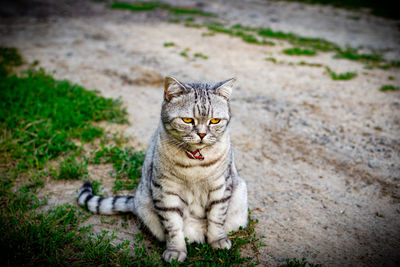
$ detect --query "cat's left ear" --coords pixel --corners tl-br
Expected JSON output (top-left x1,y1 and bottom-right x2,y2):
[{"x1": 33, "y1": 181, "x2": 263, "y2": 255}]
[
  {"x1": 215, "y1": 78, "x2": 236, "y2": 99},
  {"x1": 164, "y1": 76, "x2": 187, "y2": 101}
]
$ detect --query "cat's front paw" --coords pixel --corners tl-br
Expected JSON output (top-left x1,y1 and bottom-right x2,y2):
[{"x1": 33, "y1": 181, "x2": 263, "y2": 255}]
[
  {"x1": 209, "y1": 237, "x2": 232, "y2": 249},
  {"x1": 163, "y1": 249, "x2": 187, "y2": 263}
]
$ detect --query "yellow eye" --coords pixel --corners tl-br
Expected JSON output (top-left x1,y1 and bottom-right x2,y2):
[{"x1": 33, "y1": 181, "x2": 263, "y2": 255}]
[
  {"x1": 210, "y1": 118, "x2": 220, "y2": 124},
  {"x1": 182, "y1": 118, "x2": 193, "y2": 123}
]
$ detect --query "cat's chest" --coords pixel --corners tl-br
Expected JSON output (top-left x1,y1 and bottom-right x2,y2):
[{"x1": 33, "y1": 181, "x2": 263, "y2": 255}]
[{"x1": 183, "y1": 183, "x2": 209, "y2": 219}]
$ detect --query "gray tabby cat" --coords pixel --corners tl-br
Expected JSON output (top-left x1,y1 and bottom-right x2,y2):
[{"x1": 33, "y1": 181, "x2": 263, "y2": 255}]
[{"x1": 77, "y1": 76, "x2": 248, "y2": 263}]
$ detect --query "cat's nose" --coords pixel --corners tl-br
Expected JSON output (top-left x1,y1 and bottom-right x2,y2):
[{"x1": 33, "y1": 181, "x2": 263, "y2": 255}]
[{"x1": 198, "y1": 133, "x2": 206, "y2": 139}]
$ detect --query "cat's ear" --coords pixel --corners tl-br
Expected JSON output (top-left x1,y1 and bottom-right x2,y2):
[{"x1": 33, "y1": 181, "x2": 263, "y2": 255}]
[
  {"x1": 215, "y1": 78, "x2": 236, "y2": 99},
  {"x1": 164, "y1": 76, "x2": 187, "y2": 101}
]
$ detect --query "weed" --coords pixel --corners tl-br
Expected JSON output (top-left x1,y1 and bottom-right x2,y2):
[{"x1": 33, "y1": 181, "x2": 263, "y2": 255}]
[
  {"x1": 56, "y1": 155, "x2": 88, "y2": 180},
  {"x1": 325, "y1": 67, "x2": 357, "y2": 80},
  {"x1": 261, "y1": 40, "x2": 276, "y2": 46},
  {"x1": 279, "y1": 256, "x2": 322, "y2": 267},
  {"x1": 380, "y1": 85, "x2": 400, "y2": 92},
  {"x1": 169, "y1": 7, "x2": 215, "y2": 17},
  {"x1": 231, "y1": 24, "x2": 258, "y2": 32},
  {"x1": 184, "y1": 23, "x2": 203, "y2": 28},
  {"x1": 334, "y1": 48, "x2": 382, "y2": 62},
  {"x1": 298, "y1": 61, "x2": 323, "y2": 67},
  {"x1": 108, "y1": 1, "x2": 215, "y2": 17},
  {"x1": 0, "y1": 65, "x2": 127, "y2": 169},
  {"x1": 91, "y1": 145, "x2": 145, "y2": 192},
  {"x1": 184, "y1": 17, "x2": 195, "y2": 22},
  {"x1": 201, "y1": 32, "x2": 216, "y2": 37},
  {"x1": 109, "y1": 1, "x2": 166, "y2": 12},
  {"x1": 239, "y1": 32, "x2": 260, "y2": 44},
  {"x1": 163, "y1": 42, "x2": 176, "y2": 47},
  {"x1": 0, "y1": 47, "x2": 23, "y2": 76},
  {"x1": 179, "y1": 48, "x2": 190, "y2": 57},
  {"x1": 388, "y1": 76, "x2": 395, "y2": 80},
  {"x1": 90, "y1": 179, "x2": 103, "y2": 196},
  {"x1": 283, "y1": 47, "x2": 317, "y2": 56},
  {"x1": 265, "y1": 57, "x2": 278, "y2": 63},
  {"x1": 207, "y1": 24, "x2": 234, "y2": 35},
  {"x1": 194, "y1": 52, "x2": 209, "y2": 59},
  {"x1": 168, "y1": 18, "x2": 180, "y2": 23}
]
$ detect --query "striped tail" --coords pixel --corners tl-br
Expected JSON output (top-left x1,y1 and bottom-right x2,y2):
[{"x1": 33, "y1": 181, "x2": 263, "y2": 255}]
[{"x1": 77, "y1": 181, "x2": 135, "y2": 215}]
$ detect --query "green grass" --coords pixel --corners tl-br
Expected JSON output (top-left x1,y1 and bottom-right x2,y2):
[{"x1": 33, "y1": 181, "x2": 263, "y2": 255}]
[
  {"x1": 380, "y1": 84, "x2": 400, "y2": 92},
  {"x1": 0, "y1": 47, "x2": 23, "y2": 76},
  {"x1": 326, "y1": 67, "x2": 357, "y2": 80},
  {"x1": 56, "y1": 155, "x2": 88, "y2": 180},
  {"x1": 163, "y1": 42, "x2": 175, "y2": 47},
  {"x1": 283, "y1": 47, "x2": 317, "y2": 56},
  {"x1": 194, "y1": 52, "x2": 209, "y2": 59},
  {"x1": 169, "y1": 7, "x2": 215, "y2": 17},
  {"x1": 333, "y1": 47, "x2": 382, "y2": 62},
  {"x1": 0, "y1": 47, "x2": 128, "y2": 170},
  {"x1": 91, "y1": 145, "x2": 145, "y2": 192},
  {"x1": 0, "y1": 67, "x2": 127, "y2": 170},
  {"x1": 279, "y1": 256, "x2": 322, "y2": 267},
  {"x1": 179, "y1": 48, "x2": 190, "y2": 58},
  {"x1": 109, "y1": 1, "x2": 167, "y2": 12},
  {"x1": 298, "y1": 61, "x2": 323, "y2": 67},
  {"x1": 108, "y1": 1, "x2": 216, "y2": 16},
  {"x1": 265, "y1": 57, "x2": 278, "y2": 63}
]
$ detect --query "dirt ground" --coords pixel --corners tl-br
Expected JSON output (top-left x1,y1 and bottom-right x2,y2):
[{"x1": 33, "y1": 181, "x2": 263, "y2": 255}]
[{"x1": 1, "y1": 0, "x2": 399, "y2": 266}]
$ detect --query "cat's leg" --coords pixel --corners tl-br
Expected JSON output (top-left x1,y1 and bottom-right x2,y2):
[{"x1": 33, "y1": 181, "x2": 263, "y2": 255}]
[
  {"x1": 206, "y1": 176, "x2": 232, "y2": 249},
  {"x1": 134, "y1": 183, "x2": 165, "y2": 242},
  {"x1": 225, "y1": 175, "x2": 248, "y2": 233},
  {"x1": 152, "y1": 179, "x2": 188, "y2": 263}
]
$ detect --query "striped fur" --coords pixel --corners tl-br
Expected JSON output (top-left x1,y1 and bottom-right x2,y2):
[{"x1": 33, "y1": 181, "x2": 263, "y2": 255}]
[{"x1": 77, "y1": 77, "x2": 248, "y2": 263}]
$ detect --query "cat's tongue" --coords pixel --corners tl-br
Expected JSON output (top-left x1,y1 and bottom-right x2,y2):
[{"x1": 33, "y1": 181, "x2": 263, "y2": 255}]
[{"x1": 185, "y1": 149, "x2": 204, "y2": 160}]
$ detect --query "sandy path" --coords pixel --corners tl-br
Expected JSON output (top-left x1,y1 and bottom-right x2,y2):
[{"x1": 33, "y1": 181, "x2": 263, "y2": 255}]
[{"x1": 1, "y1": 0, "x2": 399, "y2": 266}]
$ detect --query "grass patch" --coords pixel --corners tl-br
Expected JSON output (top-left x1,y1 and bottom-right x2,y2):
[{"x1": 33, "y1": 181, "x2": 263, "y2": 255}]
[
  {"x1": 169, "y1": 7, "x2": 215, "y2": 17},
  {"x1": 108, "y1": 1, "x2": 216, "y2": 17},
  {"x1": 91, "y1": 145, "x2": 145, "y2": 192},
  {"x1": 56, "y1": 155, "x2": 88, "y2": 180},
  {"x1": 265, "y1": 57, "x2": 278, "y2": 63},
  {"x1": 283, "y1": 47, "x2": 317, "y2": 56},
  {"x1": 179, "y1": 48, "x2": 190, "y2": 58},
  {"x1": 298, "y1": 61, "x2": 323, "y2": 67},
  {"x1": 380, "y1": 85, "x2": 400, "y2": 92},
  {"x1": 326, "y1": 67, "x2": 357, "y2": 80},
  {"x1": 163, "y1": 42, "x2": 175, "y2": 47},
  {"x1": 194, "y1": 52, "x2": 209, "y2": 59},
  {"x1": 0, "y1": 47, "x2": 23, "y2": 76},
  {"x1": 168, "y1": 18, "x2": 180, "y2": 23},
  {"x1": 0, "y1": 67, "x2": 127, "y2": 170},
  {"x1": 279, "y1": 256, "x2": 322, "y2": 267},
  {"x1": 184, "y1": 23, "x2": 203, "y2": 28},
  {"x1": 109, "y1": 1, "x2": 167, "y2": 12},
  {"x1": 334, "y1": 47, "x2": 382, "y2": 62}
]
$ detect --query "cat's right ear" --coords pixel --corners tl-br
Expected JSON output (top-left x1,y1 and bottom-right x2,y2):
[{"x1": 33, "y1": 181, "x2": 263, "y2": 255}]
[{"x1": 164, "y1": 76, "x2": 187, "y2": 101}]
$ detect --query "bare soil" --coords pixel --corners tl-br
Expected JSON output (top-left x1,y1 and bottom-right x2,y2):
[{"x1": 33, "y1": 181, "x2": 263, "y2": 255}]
[{"x1": 1, "y1": 0, "x2": 399, "y2": 266}]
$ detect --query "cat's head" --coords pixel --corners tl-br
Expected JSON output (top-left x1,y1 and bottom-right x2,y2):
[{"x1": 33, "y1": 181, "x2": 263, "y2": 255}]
[{"x1": 161, "y1": 76, "x2": 235, "y2": 150}]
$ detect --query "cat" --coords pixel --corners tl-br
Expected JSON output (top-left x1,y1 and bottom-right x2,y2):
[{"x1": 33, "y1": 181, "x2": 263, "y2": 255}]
[{"x1": 77, "y1": 76, "x2": 248, "y2": 263}]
